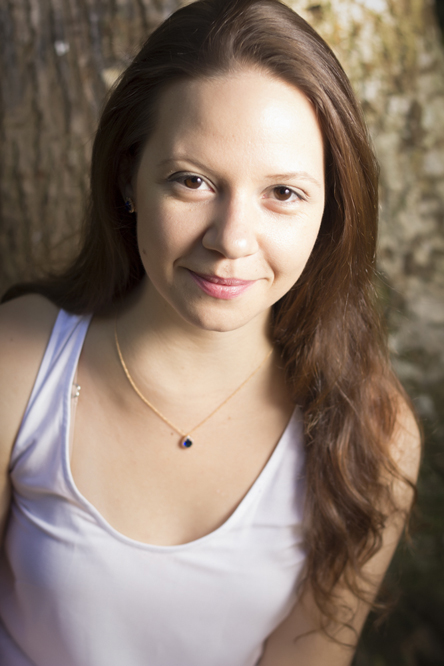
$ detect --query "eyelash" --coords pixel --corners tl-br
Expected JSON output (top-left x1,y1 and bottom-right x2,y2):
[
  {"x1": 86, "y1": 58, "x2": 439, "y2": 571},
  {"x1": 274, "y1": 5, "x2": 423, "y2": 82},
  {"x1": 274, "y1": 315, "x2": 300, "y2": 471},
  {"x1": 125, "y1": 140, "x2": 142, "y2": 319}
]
[
  {"x1": 167, "y1": 172, "x2": 305, "y2": 203},
  {"x1": 269, "y1": 186, "x2": 305, "y2": 203},
  {"x1": 167, "y1": 172, "x2": 213, "y2": 191}
]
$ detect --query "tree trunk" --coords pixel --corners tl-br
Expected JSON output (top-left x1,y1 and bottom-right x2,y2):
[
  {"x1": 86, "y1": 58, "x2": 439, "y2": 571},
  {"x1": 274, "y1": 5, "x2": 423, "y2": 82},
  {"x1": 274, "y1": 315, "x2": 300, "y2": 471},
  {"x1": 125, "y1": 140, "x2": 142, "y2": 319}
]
[
  {"x1": 0, "y1": 0, "x2": 178, "y2": 285},
  {"x1": 1, "y1": 0, "x2": 443, "y2": 663}
]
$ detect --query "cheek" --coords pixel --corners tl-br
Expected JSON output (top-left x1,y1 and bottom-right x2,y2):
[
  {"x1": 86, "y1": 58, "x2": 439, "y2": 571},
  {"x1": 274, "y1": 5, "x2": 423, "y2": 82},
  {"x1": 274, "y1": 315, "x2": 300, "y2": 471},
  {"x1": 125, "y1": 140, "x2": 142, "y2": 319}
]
[
  {"x1": 268, "y1": 216, "x2": 322, "y2": 283},
  {"x1": 136, "y1": 201, "x2": 180, "y2": 259}
]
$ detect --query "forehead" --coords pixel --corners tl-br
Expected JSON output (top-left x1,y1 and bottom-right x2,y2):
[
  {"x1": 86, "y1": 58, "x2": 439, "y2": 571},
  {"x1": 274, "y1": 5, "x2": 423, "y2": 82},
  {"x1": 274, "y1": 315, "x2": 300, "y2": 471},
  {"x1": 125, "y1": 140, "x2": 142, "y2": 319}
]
[{"x1": 140, "y1": 68, "x2": 324, "y2": 182}]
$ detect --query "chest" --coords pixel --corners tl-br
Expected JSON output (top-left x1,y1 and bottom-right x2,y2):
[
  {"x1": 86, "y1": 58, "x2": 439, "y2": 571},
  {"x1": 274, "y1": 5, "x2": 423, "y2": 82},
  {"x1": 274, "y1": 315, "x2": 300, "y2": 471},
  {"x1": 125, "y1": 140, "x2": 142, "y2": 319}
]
[
  {"x1": 70, "y1": 378, "x2": 294, "y2": 547},
  {"x1": 6, "y1": 401, "x2": 305, "y2": 666}
]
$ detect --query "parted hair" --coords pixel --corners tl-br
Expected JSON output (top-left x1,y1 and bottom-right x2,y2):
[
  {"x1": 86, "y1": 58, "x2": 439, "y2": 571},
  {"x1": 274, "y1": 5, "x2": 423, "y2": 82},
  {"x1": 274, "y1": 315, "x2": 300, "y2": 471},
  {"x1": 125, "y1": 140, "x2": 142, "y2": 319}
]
[{"x1": 3, "y1": 0, "x2": 413, "y2": 632}]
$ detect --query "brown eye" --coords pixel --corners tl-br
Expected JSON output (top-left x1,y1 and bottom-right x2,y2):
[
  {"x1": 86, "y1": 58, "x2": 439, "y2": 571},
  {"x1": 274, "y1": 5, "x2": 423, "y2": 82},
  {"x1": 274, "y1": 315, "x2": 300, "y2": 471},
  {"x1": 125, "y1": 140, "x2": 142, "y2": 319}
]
[
  {"x1": 184, "y1": 176, "x2": 203, "y2": 189},
  {"x1": 274, "y1": 186, "x2": 293, "y2": 201}
]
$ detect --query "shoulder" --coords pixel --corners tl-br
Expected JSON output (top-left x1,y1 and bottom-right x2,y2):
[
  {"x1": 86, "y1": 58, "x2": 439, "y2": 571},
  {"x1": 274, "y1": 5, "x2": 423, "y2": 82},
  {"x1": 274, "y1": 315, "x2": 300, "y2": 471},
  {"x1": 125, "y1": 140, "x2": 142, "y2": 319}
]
[
  {"x1": 0, "y1": 295, "x2": 59, "y2": 541},
  {"x1": 386, "y1": 390, "x2": 422, "y2": 512},
  {"x1": 0, "y1": 294, "x2": 59, "y2": 453},
  {"x1": 0, "y1": 293, "x2": 59, "y2": 360}
]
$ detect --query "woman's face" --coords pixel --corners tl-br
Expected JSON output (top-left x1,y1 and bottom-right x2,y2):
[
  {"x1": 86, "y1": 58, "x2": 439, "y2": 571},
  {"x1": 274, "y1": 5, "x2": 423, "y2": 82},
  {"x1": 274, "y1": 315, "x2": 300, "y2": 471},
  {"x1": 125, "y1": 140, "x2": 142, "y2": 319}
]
[{"x1": 129, "y1": 68, "x2": 325, "y2": 333}]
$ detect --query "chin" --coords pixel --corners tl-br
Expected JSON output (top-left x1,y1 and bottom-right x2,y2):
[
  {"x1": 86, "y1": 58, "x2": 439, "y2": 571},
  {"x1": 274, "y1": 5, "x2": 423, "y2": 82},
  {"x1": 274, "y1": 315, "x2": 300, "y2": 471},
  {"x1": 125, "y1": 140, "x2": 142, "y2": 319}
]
[{"x1": 177, "y1": 301, "x2": 268, "y2": 334}]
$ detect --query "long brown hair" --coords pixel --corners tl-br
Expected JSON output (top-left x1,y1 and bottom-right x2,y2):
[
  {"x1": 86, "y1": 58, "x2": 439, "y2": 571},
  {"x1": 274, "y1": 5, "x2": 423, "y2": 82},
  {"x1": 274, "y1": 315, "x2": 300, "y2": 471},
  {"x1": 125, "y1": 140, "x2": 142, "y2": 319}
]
[{"x1": 3, "y1": 0, "x2": 413, "y2": 631}]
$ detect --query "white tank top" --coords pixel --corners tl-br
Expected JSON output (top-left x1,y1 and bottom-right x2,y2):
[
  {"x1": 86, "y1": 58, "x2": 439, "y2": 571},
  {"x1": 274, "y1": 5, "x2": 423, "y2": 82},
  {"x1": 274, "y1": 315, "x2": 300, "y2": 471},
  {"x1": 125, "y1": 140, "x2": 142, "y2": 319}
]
[{"x1": 0, "y1": 310, "x2": 306, "y2": 666}]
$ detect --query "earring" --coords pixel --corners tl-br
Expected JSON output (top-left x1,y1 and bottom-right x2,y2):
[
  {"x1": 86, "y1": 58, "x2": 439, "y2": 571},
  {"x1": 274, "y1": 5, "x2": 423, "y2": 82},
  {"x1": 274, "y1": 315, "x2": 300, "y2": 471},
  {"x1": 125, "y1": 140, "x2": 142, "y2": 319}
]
[{"x1": 124, "y1": 197, "x2": 136, "y2": 214}]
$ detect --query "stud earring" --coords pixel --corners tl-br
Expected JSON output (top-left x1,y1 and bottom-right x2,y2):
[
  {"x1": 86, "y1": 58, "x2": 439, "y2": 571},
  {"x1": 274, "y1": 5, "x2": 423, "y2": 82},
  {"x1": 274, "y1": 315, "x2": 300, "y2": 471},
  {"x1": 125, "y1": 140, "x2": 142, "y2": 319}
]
[{"x1": 124, "y1": 197, "x2": 136, "y2": 214}]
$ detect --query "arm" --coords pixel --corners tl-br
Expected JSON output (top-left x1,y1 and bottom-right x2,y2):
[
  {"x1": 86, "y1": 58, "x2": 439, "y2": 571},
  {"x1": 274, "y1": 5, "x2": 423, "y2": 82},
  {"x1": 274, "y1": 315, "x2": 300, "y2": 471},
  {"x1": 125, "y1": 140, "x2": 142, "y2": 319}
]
[
  {"x1": 0, "y1": 295, "x2": 58, "y2": 548},
  {"x1": 258, "y1": 399, "x2": 421, "y2": 666}
]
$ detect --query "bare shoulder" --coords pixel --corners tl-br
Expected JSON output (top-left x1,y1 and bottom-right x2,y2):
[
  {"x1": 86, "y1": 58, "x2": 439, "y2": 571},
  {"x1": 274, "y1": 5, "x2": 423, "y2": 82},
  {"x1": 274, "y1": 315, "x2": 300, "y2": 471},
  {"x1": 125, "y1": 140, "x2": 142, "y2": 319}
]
[
  {"x1": 0, "y1": 294, "x2": 59, "y2": 453},
  {"x1": 0, "y1": 294, "x2": 58, "y2": 543},
  {"x1": 387, "y1": 389, "x2": 422, "y2": 511}
]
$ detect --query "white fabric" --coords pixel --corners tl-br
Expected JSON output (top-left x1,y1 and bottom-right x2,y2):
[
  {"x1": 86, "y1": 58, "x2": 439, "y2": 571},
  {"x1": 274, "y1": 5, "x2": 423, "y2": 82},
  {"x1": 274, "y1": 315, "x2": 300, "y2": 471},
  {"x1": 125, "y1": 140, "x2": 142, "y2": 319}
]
[{"x1": 0, "y1": 309, "x2": 306, "y2": 666}]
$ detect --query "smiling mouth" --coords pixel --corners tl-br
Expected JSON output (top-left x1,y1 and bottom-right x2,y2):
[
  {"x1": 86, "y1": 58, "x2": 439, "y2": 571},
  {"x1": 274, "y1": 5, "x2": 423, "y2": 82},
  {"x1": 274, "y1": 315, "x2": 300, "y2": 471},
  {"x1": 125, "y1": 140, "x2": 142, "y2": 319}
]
[{"x1": 187, "y1": 270, "x2": 256, "y2": 300}]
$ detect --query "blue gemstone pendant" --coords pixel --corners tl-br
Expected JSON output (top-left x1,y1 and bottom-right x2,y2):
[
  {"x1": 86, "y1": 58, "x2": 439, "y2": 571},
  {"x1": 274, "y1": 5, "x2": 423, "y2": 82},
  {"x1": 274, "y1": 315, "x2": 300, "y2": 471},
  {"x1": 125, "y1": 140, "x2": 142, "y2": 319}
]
[{"x1": 181, "y1": 436, "x2": 193, "y2": 448}]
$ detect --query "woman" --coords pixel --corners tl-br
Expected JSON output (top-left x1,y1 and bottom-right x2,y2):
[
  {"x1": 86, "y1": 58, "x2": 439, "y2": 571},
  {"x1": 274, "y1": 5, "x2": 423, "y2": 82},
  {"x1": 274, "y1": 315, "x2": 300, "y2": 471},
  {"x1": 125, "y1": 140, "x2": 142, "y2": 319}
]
[{"x1": 0, "y1": 0, "x2": 420, "y2": 664}]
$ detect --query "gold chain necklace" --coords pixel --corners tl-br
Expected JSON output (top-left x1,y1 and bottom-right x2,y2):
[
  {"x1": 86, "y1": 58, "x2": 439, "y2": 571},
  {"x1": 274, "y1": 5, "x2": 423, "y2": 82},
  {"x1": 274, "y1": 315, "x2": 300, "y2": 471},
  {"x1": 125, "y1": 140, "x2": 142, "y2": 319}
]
[{"x1": 114, "y1": 321, "x2": 273, "y2": 449}]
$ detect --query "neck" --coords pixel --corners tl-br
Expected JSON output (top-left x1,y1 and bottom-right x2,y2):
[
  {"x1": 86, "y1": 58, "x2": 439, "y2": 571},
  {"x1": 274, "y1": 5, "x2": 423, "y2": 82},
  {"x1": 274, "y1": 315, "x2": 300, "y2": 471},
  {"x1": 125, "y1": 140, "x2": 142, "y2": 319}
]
[{"x1": 115, "y1": 280, "x2": 274, "y2": 394}]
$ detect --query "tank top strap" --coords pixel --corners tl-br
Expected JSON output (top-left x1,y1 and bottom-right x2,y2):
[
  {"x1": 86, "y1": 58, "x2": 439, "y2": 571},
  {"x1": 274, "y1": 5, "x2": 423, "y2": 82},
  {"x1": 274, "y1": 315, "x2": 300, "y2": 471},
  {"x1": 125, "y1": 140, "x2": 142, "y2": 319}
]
[{"x1": 10, "y1": 309, "x2": 92, "y2": 468}]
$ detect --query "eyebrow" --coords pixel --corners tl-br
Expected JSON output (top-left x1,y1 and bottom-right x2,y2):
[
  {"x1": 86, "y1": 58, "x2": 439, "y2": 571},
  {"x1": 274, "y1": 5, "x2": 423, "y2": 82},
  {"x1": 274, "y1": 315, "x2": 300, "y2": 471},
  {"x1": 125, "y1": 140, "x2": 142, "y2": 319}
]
[
  {"x1": 157, "y1": 157, "x2": 210, "y2": 171},
  {"x1": 266, "y1": 172, "x2": 323, "y2": 189},
  {"x1": 157, "y1": 158, "x2": 322, "y2": 190}
]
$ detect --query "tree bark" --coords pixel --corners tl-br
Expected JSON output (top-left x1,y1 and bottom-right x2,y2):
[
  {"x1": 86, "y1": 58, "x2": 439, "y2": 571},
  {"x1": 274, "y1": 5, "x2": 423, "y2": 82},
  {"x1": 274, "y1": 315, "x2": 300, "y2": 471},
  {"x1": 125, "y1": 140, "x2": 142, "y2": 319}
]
[{"x1": 0, "y1": 0, "x2": 178, "y2": 285}]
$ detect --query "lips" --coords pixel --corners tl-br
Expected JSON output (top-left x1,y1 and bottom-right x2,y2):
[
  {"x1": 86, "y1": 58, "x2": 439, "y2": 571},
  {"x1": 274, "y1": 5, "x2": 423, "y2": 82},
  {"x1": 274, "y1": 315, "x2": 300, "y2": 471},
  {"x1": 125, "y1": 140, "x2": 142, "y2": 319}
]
[{"x1": 188, "y1": 270, "x2": 256, "y2": 300}]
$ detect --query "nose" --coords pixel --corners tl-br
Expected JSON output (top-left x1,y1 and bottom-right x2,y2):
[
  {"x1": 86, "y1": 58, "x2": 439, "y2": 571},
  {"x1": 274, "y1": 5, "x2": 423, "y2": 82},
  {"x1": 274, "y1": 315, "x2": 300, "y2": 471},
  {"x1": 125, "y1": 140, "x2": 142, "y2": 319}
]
[{"x1": 202, "y1": 193, "x2": 259, "y2": 259}]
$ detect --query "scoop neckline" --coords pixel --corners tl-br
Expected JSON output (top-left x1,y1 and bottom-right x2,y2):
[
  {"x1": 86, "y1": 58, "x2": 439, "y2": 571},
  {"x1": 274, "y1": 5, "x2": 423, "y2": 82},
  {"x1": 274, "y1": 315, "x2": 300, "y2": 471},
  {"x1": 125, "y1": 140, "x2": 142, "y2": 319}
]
[{"x1": 59, "y1": 309, "x2": 300, "y2": 553}]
